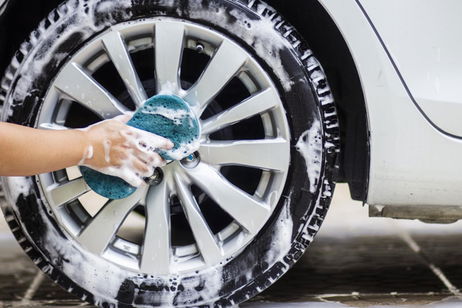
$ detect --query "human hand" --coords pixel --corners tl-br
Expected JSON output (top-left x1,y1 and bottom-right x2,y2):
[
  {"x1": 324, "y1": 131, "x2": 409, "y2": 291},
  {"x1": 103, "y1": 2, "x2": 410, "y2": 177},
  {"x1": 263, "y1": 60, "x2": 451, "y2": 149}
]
[{"x1": 79, "y1": 114, "x2": 174, "y2": 187}]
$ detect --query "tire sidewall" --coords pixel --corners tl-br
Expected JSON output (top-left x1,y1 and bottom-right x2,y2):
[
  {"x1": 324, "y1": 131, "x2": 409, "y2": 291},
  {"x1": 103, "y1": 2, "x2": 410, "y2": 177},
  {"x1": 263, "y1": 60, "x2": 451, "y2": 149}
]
[{"x1": 1, "y1": 0, "x2": 337, "y2": 307}]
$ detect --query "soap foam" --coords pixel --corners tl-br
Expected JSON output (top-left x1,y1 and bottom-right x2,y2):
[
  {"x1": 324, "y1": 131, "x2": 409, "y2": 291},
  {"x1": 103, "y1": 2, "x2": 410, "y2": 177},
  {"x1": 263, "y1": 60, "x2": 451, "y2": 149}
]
[{"x1": 296, "y1": 120, "x2": 323, "y2": 194}]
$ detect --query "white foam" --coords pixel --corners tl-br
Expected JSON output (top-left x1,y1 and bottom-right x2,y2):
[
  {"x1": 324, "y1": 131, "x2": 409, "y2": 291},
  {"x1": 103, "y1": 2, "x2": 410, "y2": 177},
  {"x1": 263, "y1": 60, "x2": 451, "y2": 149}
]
[
  {"x1": 141, "y1": 105, "x2": 190, "y2": 125},
  {"x1": 4, "y1": 177, "x2": 31, "y2": 202},
  {"x1": 265, "y1": 196, "x2": 293, "y2": 268},
  {"x1": 157, "y1": 80, "x2": 178, "y2": 96},
  {"x1": 103, "y1": 139, "x2": 111, "y2": 163},
  {"x1": 182, "y1": 3, "x2": 295, "y2": 92},
  {"x1": 40, "y1": 208, "x2": 129, "y2": 306},
  {"x1": 163, "y1": 267, "x2": 224, "y2": 307},
  {"x1": 78, "y1": 145, "x2": 94, "y2": 166},
  {"x1": 9, "y1": 0, "x2": 133, "y2": 107},
  {"x1": 296, "y1": 120, "x2": 323, "y2": 194}
]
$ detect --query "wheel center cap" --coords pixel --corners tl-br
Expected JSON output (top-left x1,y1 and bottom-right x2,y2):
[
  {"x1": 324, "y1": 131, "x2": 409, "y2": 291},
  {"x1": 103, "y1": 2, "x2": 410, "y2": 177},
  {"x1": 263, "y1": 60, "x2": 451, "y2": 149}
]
[{"x1": 80, "y1": 95, "x2": 201, "y2": 200}]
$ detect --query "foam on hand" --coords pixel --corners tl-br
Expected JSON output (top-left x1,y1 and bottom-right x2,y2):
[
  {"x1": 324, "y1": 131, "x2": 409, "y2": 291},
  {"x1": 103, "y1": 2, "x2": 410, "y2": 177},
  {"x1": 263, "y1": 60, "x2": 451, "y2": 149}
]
[{"x1": 80, "y1": 95, "x2": 201, "y2": 200}]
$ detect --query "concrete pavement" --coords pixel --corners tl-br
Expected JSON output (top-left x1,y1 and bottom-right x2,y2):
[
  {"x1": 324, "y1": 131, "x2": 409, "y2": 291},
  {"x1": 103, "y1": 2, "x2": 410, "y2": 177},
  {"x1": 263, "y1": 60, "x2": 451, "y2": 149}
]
[{"x1": 2, "y1": 185, "x2": 462, "y2": 307}]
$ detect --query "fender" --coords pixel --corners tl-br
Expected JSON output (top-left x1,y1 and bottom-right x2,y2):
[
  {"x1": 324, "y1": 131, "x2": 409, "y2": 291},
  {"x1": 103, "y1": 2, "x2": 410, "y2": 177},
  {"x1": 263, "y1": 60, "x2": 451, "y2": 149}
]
[
  {"x1": 359, "y1": 0, "x2": 462, "y2": 138},
  {"x1": 320, "y1": 0, "x2": 462, "y2": 208}
]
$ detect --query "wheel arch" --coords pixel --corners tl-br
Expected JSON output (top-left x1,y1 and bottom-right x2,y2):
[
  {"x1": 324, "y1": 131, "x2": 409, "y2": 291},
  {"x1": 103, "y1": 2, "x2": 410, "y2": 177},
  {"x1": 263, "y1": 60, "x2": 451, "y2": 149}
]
[{"x1": 265, "y1": 0, "x2": 370, "y2": 201}]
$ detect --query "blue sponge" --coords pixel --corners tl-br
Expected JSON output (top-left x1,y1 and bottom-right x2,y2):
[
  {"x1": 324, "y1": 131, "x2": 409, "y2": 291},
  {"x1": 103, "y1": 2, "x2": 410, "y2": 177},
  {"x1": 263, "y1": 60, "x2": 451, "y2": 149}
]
[{"x1": 80, "y1": 95, "x2": 201, "y2": 200}]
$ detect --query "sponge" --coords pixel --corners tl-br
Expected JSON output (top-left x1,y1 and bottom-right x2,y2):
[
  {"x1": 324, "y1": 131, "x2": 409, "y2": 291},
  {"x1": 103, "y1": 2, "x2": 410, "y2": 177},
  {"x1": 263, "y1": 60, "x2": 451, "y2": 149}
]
[{"x1": 80, "y1": 95, "x2": 201, "y2": 200}]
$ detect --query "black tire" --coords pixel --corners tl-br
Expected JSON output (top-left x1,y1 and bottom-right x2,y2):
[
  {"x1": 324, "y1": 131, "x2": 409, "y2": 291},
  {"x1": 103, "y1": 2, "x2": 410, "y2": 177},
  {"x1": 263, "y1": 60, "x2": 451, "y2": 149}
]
[{"x1": 0, "y1": 0, "x2": 340, "y2": 307}]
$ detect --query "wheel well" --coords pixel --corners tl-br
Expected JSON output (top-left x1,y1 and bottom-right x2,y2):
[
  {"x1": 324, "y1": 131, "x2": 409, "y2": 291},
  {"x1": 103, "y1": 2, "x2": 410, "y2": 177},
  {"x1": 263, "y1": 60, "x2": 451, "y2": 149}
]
[
  {"x1": 0, "y1": 0, "x2": 370, "y2": 202},
  {"x1": 266, "y1": 0, "x2": 370, "y2": 202},
  {"x1": 0, "y1": 0, "x2": 63, "y2": 82}
]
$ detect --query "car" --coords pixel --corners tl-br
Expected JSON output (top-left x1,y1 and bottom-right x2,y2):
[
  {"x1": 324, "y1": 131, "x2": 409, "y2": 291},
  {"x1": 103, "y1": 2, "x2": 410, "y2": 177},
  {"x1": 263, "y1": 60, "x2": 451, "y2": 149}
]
[{"x1": 1, "y1": 0, "x2": 461, "y2": 307}]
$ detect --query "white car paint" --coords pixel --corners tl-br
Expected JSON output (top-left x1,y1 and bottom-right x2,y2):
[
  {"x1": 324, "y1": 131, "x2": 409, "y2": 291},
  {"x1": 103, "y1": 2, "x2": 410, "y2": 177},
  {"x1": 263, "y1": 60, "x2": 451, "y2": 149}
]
[
  {"x1": 319, "y1": 0, "x2": 462, "y2": 207},
  {"x1": 359, "y1": 0, "x2": 462, "y2": 138}
]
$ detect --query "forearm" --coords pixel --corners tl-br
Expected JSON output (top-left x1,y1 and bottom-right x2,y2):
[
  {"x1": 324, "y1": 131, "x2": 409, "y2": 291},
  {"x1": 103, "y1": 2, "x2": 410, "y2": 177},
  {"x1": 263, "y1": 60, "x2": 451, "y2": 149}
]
[{"x1": 0, "y1": 122, "x2": 87, "y2": 176}]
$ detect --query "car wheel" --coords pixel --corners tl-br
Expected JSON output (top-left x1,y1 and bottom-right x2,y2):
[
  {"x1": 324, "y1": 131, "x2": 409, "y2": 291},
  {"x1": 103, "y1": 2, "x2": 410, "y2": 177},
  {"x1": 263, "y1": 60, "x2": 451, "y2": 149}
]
[{"x1": 0, "y1": 0, "x2": 339, "y2": 307}]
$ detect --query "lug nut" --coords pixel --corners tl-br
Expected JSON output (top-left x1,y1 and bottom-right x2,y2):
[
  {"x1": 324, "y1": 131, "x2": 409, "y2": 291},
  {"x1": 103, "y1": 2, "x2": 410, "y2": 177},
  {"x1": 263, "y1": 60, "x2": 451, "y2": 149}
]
[
  {"x1": 144, "y1": 168, "x2": 164, "y2": 186},
  {"x1": 181, "y1": 152, "x2": 200, "y2": 168},
  {"x1": 196, "y1": 43, "x2": 205, "y2": 53}
]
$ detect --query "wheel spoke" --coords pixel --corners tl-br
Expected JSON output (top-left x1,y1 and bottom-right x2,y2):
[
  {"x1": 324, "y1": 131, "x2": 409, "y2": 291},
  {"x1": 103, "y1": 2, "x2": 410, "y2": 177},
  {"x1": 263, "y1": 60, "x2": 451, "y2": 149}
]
[
  {"x1": 54, "y1": 62, "x2": 126, "y2": 119},
  {"x1": 155, "y1": 22, "x2": 185, "y2": 94},
  {"x1": 77, "y1": 189, "x2": 145, "y2": 255},
  {"x1": 184, "y1": 164, "x2": 270, "y2": 234},
  {"x1": 48, "y1": 178, "x2": 89, "y2": 207},
  {"x1": 174, "y1": 173, "x2": 223, "y2": 265},
  {"x1": 140, "y1": 181, "x2": 171, "y2": 274},
  {"x1": 185, "y1": 40, "x2": 248, "y2": 115},
  {"x1": 201, "y1": 88, "x2": 280, "y2": 136},
  {"x1": 102, "y1": 31, "x2": 148, "y2": 106},
  {"x1": 200, "y1": 138, "x2": 290, "y2": 171}
]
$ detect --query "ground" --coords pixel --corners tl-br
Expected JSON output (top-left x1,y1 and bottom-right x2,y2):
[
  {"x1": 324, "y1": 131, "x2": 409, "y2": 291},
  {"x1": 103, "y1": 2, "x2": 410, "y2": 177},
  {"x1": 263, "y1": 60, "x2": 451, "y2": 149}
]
[{"x1": 1, "y1": 185, "x2": 462, "y2": 307}]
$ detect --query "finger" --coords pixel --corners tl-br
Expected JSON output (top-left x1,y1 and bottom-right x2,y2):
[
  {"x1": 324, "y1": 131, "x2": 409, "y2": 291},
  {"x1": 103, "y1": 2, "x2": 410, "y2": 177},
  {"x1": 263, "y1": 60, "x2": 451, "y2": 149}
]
[
  {"x1": 111, "y1": 149, "x2": 130, "y2": 167},
  {"x1": 125, "y1": 126, "x2": 174, "y2": 150},
  {"x1": 135, "y1": 149, "x2": 164, "y2": 166},
  {"x1": 123, "y1": 128, "x2": 148, "y2": 150},
  {"x1": 113, "y1": 114, "x2": 132, "y2": 123},
  {"x1": 120, "y1": 129, "x2": 138, "y2": 148},
  {"x1": 132, "y1": 157, "x2": 153, "y2": 177},
  {"x1": 135, "y1": 129, "x2": 174, "y2": 150},
  {"x1": 122, "y1": 172, "x2": 144, "y2": 187}
]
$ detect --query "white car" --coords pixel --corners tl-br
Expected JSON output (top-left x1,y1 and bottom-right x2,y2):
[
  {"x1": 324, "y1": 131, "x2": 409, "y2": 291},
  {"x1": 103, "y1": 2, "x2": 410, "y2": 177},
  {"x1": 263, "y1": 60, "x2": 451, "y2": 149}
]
[{"x1": 1, "y1": 0, "x2": 461, "y2": 307}]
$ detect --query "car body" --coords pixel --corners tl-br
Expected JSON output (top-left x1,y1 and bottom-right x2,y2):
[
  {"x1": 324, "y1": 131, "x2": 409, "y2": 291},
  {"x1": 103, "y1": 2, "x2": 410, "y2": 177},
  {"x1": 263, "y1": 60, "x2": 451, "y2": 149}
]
[
  {"x1": 320, "y1": 0, "x2": 462, "y2": 222},
  {"x1": 0, "y1": 0, "x2": 461, "y2": 306}
]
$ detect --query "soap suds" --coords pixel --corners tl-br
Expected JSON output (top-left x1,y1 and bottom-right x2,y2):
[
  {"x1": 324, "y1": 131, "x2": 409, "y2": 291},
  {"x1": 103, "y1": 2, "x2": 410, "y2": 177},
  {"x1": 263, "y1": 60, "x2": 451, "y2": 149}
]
[
  {"x1": 265, "y1": 195, "x2": 293, "y2": 267},
  {"x1": 142, "y1": 105, "x2": 190, "y2": 126},
  {"x1": 179, "y1": 2, "x2": 295, "y2": 92},
  {"x1": 39, "y1": 208, "x2": 128, "y2": 306},
  {"x1": 4, "y1": 177, "x2": 31, "y2": 202},
  {"x1": 296, "y1": 120, "x2": 323, "y2": 194},
  {"x1": 163, "y1": 267, "x2": 224, "y2": 306},
  {"x1": 78, "y1": 145, "x2": 94, "y2": 166},
  {"x1": 157, "y1": 80, "x2": 179, "y2": 96},
  {"x1": 3, "y1": 174, "x2": 226, "y2": 307},
  {"x1": 9, "y1": 0, "x2": 133, "y2": 108},
  {"x1": 103, "y1": 139, "x2": 111, "y2": 163}
]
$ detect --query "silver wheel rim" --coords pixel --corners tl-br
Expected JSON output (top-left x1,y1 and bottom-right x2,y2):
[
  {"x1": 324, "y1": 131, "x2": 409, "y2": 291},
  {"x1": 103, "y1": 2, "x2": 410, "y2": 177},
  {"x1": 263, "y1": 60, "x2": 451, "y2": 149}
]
[{"x1": 35, "y1": 18, "x2": 291, "y2": 275}]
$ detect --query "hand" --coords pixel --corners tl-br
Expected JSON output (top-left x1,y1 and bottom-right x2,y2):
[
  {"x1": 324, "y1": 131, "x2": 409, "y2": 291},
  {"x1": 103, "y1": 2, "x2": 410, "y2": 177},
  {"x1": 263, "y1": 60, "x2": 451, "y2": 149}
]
[{"x1": 79, "y1": 114, "x2": 174, "y2": 187}]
